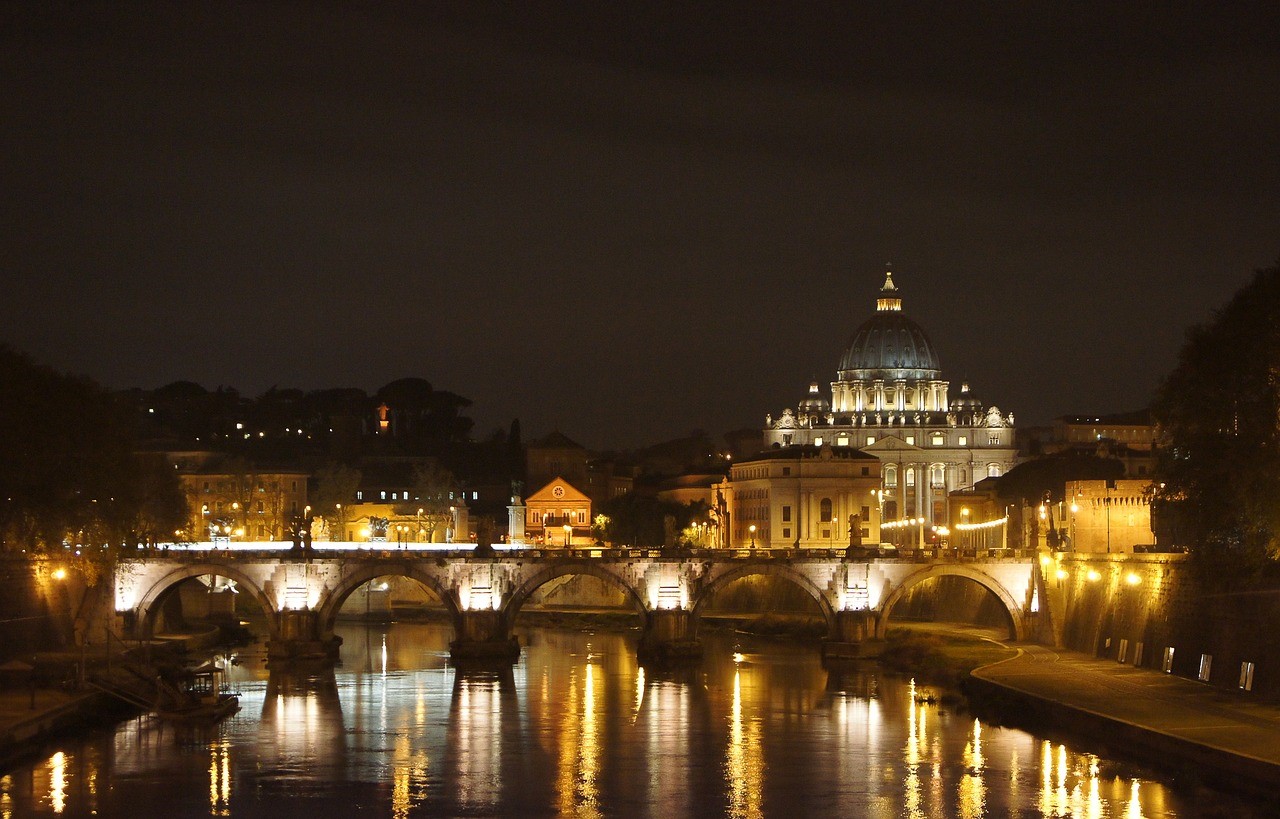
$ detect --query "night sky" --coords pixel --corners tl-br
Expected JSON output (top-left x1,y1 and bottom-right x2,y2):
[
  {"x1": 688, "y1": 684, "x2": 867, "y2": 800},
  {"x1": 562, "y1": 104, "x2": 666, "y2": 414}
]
[{"x1": 3, "y1": 3, "x2": 1277, "y2": 449}]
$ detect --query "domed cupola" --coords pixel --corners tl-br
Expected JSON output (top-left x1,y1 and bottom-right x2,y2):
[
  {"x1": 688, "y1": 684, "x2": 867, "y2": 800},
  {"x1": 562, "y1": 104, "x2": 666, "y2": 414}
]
[
  {"x1": 837, "y1": 270, "x2": 942, "y2": 381},
  {"x1": 797, "y1": 381, "x2": 830, "y2": 414},
  {"x1": 949, "y1": 381, "x2": 983, "y2": 412}
]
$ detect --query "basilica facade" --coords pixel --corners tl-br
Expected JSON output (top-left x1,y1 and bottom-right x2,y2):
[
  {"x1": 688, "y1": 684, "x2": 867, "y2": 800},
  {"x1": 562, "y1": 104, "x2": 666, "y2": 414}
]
[{"x1": 762, "y1": 271, "x2": 1018, "y2": 528}]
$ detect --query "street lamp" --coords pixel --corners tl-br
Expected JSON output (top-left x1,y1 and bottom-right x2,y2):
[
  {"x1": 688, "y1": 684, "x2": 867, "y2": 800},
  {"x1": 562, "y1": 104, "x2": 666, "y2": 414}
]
[
  {"x1": 563, "y1": 522, "x2": 573, "y2": 548},
  {"x1": 748, "y1": 524, "x2": 757, "y2": 548}
]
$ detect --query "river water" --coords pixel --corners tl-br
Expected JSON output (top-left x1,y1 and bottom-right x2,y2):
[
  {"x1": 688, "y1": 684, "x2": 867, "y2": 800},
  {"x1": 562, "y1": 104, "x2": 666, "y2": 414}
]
[{"x1": 0, "y1": 621, "x2": 1270, "y2": 817}]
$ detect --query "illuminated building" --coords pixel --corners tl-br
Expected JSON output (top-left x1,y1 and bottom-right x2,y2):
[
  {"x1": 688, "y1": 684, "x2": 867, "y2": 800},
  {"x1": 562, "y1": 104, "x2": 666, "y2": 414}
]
[
  {"x1": 719, "y1": 445, "x2": 882, "y2": 548},
  {"x1": 525, "y1": 477, "x2": 592, "y2": 546},
  {"x1": 762, "y1": 270, "x2": 1018, "y2": 527}
]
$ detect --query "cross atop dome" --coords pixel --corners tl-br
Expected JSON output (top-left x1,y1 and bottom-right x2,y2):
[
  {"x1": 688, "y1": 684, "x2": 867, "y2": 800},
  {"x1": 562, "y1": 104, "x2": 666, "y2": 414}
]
[{"x1": 876, "y1": 266, "x2": 902, "y2": 312}]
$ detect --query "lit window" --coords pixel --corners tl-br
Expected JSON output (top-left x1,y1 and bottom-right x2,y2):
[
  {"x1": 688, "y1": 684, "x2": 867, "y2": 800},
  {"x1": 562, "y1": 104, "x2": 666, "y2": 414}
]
[
  {"x1": 866, "y1": 436, "x2": 876, "y2": 446},
  {"x1": 957, "y1": 436, "x2": 967, "y2": 446},
  {"x1": 931, "y1": 434, "x2": 945, "y2": 446},
  {"x1": 814, "y1": 436, "x2": 823, "y2": 447},
  {"x1": 1198, "y1": 654, "x2": 1213, "y2": 682},
  {"x1": 380, "y1": 491, "x2": 386, "y2": 500},
  {"x1": 837, "y1": 435, "x2": 849, "y2": 446},
  {"x1": 905, "y1": 436, "x2": 915, "y2": 445},
  {"x1": 356, "y1": 491, "x2": 363, "y2": 500},
  {"x1": 1240, "y1": 661, "x2": 1255, "y2": 691}
]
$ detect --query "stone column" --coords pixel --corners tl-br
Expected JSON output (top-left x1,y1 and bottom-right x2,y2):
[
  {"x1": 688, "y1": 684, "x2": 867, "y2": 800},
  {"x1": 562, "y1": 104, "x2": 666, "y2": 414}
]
[
  {"x1": 267, "y1": 609, "x2": 342, "y2": 662},
  {"x1": 451, "y1": 609, "x2": 520, "y2": 663},
  {"x1": 451, "y1": 504, "x2": 470, "y2": 544},
  {"x1": 508, "y1": 499, "x2": 526, "y2": 544},
  {"x1": 637, "y1": 609, "x2": 701, "y2": 663},
  {"x1": 822, "y1": 610, "x2": 884, "y2": 660}
]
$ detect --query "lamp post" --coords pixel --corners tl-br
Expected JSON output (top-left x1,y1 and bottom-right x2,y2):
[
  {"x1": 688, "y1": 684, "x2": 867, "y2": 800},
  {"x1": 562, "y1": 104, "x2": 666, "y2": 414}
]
[
  {"x1": 417, "y1": 508, "x2": 424, "y2": 542},
  {"x1": 748, "y1": 524, "x2": 757, "y2": 548},
  {"x1": 563, "y1": 522, "x2": 573, "y2": 548}
]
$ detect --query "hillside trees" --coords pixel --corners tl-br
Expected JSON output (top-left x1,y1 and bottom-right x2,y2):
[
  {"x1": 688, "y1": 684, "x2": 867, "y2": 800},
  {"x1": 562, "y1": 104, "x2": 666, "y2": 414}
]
[
  {"x1": 1152, "y1": 261, "x2": 1280, "y2": 581},
  {"x1": 0, "y1": 345, "x2": 186, "y2": 577}
]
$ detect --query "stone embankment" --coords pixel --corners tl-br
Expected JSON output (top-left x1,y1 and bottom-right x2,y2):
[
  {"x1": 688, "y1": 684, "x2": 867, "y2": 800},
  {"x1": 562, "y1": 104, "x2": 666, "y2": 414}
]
[{"x1": 970, "y1": 642, "x2": 1280, "y2": 797}]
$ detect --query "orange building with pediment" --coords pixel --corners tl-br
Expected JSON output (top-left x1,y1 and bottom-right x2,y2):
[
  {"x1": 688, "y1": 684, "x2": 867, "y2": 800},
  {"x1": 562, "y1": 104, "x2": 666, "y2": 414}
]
[{"x1": 525, "y1": 477, "x2": 592, "y2": 547}]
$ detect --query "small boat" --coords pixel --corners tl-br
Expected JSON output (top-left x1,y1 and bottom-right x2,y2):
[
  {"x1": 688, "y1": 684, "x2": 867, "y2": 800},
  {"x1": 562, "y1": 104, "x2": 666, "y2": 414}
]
[{"x1": 154, "y1": 662, "x2": 239, "y2": 721}]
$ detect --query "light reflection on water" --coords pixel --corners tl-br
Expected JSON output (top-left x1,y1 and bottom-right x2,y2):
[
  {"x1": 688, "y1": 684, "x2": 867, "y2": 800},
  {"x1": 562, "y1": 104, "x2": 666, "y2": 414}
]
[{"x1": 0, "y1": 622, "x2": 1272, "y2": 817}]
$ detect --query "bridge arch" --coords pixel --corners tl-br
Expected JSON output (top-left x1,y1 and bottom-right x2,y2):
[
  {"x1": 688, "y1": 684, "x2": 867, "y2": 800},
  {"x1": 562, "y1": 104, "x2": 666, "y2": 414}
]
[
  {"x1": 316, "y1": 562, "x2": 461, "y2": 639},
  {"x1": 502, "y1": 561, "x2": 649, "y2": 631},
  {"x1": 691, "y1": 563, "x2": 837, "y2": 633},
  {"x1": 134, "y1": 563, "x2": 277, "y2": 640},
  {"x1": 876, "y1": 564, "x2": 1024, "y2": 640}
]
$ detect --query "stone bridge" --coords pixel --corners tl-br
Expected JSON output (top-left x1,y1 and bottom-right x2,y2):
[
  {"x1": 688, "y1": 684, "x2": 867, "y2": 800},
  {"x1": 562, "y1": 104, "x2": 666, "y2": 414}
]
[{"x1": 112, "y1": 544, "x2": 1044, "y2": 663}]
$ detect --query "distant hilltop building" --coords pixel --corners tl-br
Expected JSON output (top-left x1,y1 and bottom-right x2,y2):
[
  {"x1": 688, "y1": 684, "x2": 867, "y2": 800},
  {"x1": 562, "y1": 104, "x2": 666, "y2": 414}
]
[{"x1": 762, "y1": 269, "x2": 1018, "y2": 527}]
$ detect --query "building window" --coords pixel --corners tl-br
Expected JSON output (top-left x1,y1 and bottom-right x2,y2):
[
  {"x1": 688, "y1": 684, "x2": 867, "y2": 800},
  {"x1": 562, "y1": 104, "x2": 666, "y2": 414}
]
[
  {"x1": 931, "y1": 434, "x2": 945, "y2": 446},
  {"x1": 837, "y1": 435, "x2": 849, "y2": 446},
  {"x1": 782, "y1": 467, "x2": 791, "y2": 476},
  {"x1": 957, "y1": 436, "x2": 967, "y2": 446},
  {"x1": 861, "y1": 466, "x2": 869, "y2": 476},
  {"x1": 380, "y1": 491, "x2": 387, "y2": 500},
  {"x1": 905, "y1": 436, "x2": 915, "y2": 445},
  {"x1": 987, "y1": 464, "x2": 1002, "y2": 478},
  {"x1": 905, "y1": 468, "x2": 915, "y2": 487},
  {"x1": 782, "y1": 528, "x2": 790, "y2": 538},
  {"x1": 1162, "y1": 647, "x2": 1175, "y2": 673},
  {"x1": 1198, "y1": 654, "x2": 1213, "y2": 682},
  {"x1": 866, "y1": 436, "x2": 876, "y2": 446},
  {"x1": 820, "y1": 498, "x2": 832, "y2": 522},
  {"x1": 989, "y1": 435, "x2": 1001, "y2": 445},
  {"x1": 256, "y1": 501, "x2": 264, "y2": 513},
  {"x1": 814, "y1": 436, "x2": 823, "y2": 447},
  {"x1": 782, "y1": 506, "x2": 791, "y2": 522},
  {"x1": 1240, "y1": 661, "x2": 1255, "y2": 691},
  {"x1": 861, "y1": 505, "x2": 870, "y2": 521},
  {"x1": 885, "y1": 465, "x2": 897, "y2": 487},
  {"x1": 357, "y1": 491, "x2": 363, "y2": 500}
]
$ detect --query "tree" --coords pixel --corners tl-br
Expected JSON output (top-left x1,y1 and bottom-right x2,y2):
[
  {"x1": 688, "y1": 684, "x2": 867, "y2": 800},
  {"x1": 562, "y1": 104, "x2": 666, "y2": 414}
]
[
  {"x1": 0, "y1": 344, "x2": 189, "y2": 584},
  {"x1": 312, "y1": 463, "x2": 361, "y2": 539},
  {"x1": 1152, "y1": 261, "x2": 1280, "y2": 582},
  {"x1": 596, "y1": 494, "x2": 703, "y2": 548},
  {"x1": 396, "y1": 461, "x2": 456, "y2": 542}
]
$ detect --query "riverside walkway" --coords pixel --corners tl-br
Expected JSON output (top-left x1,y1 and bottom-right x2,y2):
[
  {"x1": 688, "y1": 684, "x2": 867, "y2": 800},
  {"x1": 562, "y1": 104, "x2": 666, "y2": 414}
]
[{"x1": 972, "y1": 642, "x2": 1280, "y2": 791}]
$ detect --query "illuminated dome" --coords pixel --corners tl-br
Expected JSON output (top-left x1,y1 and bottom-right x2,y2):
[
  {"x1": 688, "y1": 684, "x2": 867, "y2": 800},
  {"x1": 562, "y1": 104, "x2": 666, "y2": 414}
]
[
  {"x1": 797, "y1": 381, "x2": 830, "y2": 414},
  {"x1": 949, "y1": 381, "x2": 983, "y2": 412},
  {"x1": 837, "y1": 271, "x2": 942, "y2": 381}
]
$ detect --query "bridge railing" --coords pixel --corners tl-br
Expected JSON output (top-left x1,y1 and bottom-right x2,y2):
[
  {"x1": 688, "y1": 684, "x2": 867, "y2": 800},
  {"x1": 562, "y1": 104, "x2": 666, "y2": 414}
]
[{"x1": 126, "y1": 542, "x2": 1039, "y2": 562}]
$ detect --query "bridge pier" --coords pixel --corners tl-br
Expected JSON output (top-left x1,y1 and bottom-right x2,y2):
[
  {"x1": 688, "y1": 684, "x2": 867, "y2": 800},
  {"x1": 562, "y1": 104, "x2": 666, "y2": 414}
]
[
  {"x1": 822, "y1": 610, "x2": 885, "y2": 661},
  {"x1": 450, "y1": 610, "x2": 520, "y2": 663},
  {"x1": 267, "y1": 610, "x2": 342, "y2": 663},
  {"x1": 638, "y1": 609, "x2": 702, "y2": 664}
]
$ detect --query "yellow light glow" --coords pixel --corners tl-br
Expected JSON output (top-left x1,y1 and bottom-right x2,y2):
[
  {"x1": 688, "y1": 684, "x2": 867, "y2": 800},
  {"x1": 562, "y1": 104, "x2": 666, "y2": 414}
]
[
  {"x1": 51, "y1": 568, "x2": 67, "y2": 581},
  {"x1": 1086, "y1": 570, "x2": 1101, "y2": 582},
  {"x1": 1125, "y1": 572, "x2": 1141, "y2": 586},
  {"x1": 1056, "y1": 569, "x2": 1069, "y2": 580}
]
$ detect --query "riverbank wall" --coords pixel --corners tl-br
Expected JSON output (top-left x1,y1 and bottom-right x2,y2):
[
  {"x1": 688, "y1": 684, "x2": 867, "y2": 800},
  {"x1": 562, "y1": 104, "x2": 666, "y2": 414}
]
[
  {"x1": 966, "y1": 667, "x2": 1280, "y2": 797},
  {"x1": 1042, "y1": 552, "x2": 1280, "y2": 697}
]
